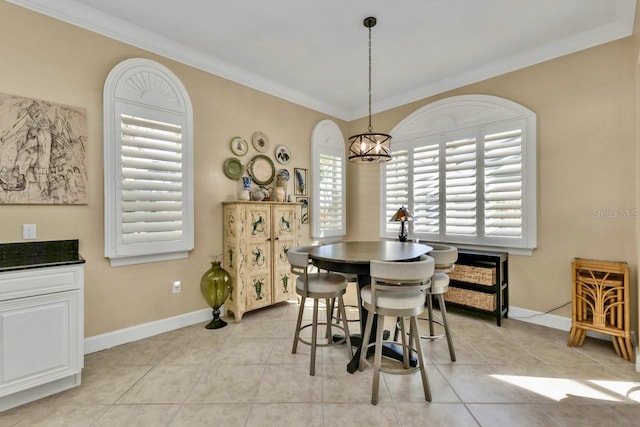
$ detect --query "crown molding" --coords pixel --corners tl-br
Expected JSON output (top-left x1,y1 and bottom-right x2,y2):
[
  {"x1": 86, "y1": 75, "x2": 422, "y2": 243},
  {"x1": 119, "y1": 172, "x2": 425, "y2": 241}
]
[
  {"x1": 8, "y1": 0, "x2": 635, "y2": 122},
  {"x1": 7, "y1": 0, "x2": 350, "y2": 119}
]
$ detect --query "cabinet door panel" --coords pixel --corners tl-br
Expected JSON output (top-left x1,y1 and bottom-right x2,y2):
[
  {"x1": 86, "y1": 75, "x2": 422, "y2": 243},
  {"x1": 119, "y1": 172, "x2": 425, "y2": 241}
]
[
  {"x1": 273, "y1": 270, "x2": 296, "y2": 303},
  {"x1": 246, "y1": 271, "x2": 272, "y2": 311},
  {"x1": 272, "y1": 206, "x2": 296, "y2": 242},
  {"x1": 247, "y1": 206, "x2": 271, "y2": 244},
  {"x1": 247, "y1": 242, "x2": 270, "y2": 273},
  {"x1": 0, "y1": 291, "x2": 80, "y2": 394}
]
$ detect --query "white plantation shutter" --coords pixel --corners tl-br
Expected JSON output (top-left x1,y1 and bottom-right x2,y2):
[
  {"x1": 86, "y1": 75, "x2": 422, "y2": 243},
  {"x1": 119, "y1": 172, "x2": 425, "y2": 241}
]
[
  {"x1": 317, "y1": 153, "x2": 344, "y2": 234},
  {"x1": 104, "y1": 59, "x2": 194, "y2": 266},
  {"x1": 484, "y1": 123, "x2": 523, "y2": 239},
  {"x1": 413, "y1": 143, "x2": 440, "y2": 234},
  {"x1": 120, "y1": 114, "x2": 184, "y2": 244},
  {"x1": 445, "y1": 133, "x2": 477, "y2": 237},
  {"x1": 382, "y1": 150, "x2": 409, "y2": 236},
  {"x1": 312, "y1": 120, "x2": 346, "y2": 239},
  {"x1": 382, "y1": 96, "x2": 536, "y2": 253}
]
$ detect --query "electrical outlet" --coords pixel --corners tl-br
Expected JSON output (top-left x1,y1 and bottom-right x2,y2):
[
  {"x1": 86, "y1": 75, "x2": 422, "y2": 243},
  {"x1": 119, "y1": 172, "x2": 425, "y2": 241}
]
[
  {"x1": 172, "y1": 280, "x2": 181, "y2": 293},
  {"x1": 22, "y1": 224, "x2": 36, "y2": 240}
]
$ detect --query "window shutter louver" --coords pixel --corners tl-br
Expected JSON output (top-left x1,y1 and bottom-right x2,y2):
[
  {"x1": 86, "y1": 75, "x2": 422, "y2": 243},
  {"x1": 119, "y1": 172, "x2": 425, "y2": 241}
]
[{"x1": 120, "y1": 114, "x2": 184, "y2": 245}]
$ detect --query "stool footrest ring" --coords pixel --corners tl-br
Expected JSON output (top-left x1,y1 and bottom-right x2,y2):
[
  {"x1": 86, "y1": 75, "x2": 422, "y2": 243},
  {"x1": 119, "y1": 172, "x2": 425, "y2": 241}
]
[
  {"x1": 296, "y1": 322, "x2": 348, "y2": 348},
  {"x1": 417, "y1": 316, "x2": 446, "y2": 340}
]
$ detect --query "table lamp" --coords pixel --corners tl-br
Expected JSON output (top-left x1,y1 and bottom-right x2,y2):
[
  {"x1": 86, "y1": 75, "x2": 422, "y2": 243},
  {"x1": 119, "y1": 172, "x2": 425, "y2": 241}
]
[{"x1": 390, "y1": 206, "x2": 414, "y2": 242}]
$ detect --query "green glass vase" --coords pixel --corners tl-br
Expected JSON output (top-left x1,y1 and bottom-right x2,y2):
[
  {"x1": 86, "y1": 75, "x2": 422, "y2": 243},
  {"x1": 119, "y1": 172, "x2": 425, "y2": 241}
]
[{"x1": 200, "y1": 261, "x2": 232, "y2": 329}]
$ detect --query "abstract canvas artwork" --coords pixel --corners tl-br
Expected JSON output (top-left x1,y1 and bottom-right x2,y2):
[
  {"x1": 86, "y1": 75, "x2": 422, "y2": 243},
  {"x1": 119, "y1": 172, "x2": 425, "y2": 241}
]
[{"x1": 0, "y1": 93, "x2": 88, "y2": 204}]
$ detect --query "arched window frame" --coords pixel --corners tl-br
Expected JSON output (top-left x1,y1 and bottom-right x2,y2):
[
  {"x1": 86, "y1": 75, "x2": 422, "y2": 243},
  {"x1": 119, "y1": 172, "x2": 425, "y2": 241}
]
[
  {"x1": 104, "y1": 58, "x2": 194, "y2": 266},
  {"x1": 311, "y1": 119, "x2": 347, "y2": 240},
  {"x1": 381, "y1": 95, "x2": 536, "y2": 254}
]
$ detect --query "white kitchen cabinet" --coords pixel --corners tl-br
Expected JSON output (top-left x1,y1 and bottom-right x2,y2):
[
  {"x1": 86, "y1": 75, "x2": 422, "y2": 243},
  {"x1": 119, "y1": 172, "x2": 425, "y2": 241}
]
[{"x1": 0, "y1": 264, "x2": 84, "y2": 411}]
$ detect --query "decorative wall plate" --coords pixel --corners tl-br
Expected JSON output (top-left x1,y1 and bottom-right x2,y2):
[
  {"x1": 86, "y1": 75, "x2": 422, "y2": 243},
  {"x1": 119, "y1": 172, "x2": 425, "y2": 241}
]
[
  {"x1": 274, "y1": 145, "x2": 291, "y2": 164},
  {"x1": 247, "y1": 154, "x2": 275, "y2": 185},
  {"x1": 223, "y1": 157, "x2": 244, "y2": 180},
  {"x1": 252, "y1": 131, "x2": 270, "y2": 153},
  {"x1": 230, "y1": 136, "x2": 248, "y2": 156}
]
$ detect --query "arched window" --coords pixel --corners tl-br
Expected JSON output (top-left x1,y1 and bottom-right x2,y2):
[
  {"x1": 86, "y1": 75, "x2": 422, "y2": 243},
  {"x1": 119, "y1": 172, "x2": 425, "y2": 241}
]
[
  {"x1": 104, "y1": 58, "x2": 194, "y2": 266},
  {"x1": 311, "y1": 119, "x2": 346, "y2": 239},
  {"x1": 381, "y1": 95, "x2": 536, "y2": 254}
]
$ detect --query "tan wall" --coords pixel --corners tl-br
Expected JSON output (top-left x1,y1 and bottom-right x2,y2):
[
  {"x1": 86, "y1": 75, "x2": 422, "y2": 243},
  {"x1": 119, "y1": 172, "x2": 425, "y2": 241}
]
[
  {"x1": 347, "y1": 37, "x2": 638, "y2": 321},
  {"x1": 0, "y1": 2, "x2": 346, "y2": 337}
]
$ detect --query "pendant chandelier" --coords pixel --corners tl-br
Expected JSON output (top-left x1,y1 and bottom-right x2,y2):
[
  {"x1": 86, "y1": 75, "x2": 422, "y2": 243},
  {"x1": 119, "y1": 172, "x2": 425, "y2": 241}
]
[{"x1": 348, "y1": 16, "x2": 391, "y2": 163}]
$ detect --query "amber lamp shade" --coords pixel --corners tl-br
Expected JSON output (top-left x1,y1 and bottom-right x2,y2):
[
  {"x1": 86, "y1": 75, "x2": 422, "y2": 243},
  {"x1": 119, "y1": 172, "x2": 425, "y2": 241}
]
[{"x1": 390, "y1": 206, "x2": 414, "y2": 242}]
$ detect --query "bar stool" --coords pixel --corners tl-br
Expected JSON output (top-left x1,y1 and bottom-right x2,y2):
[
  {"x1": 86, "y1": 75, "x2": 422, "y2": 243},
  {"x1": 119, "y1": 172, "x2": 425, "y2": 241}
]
[
  {"x1": 288, "y1": 248, "x2": 352, "y2": 376},
  {"x1": 420, "y1": 244, "x2": 458, "y2": 362},
  {"x1": 359, "y1": 256, "x2": 434, "y2": 405}
]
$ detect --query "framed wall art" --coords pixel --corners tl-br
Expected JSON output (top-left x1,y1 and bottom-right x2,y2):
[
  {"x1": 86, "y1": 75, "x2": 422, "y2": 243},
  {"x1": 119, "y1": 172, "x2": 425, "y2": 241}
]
[
  {"x1": 0, "y1": 92, "x2": 88, "y2": 204},
  {"x1": 294, "y1": 168, "x2": 307, "y2": 196},
  {"x1": 297, "y1": 197, "x2": 309, "y2": 224}
]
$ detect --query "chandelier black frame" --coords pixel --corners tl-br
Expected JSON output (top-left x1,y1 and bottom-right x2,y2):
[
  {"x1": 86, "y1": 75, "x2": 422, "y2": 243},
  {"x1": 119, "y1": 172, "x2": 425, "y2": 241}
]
[{"x1": 348, "y1": 16, "x2": 392, "y2": 163}]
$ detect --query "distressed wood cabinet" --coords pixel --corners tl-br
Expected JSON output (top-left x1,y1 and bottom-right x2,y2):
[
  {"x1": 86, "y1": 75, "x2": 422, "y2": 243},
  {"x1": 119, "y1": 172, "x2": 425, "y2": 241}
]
[{"x1": 222, "y1": 201, "x2": 300, "y2": 322}]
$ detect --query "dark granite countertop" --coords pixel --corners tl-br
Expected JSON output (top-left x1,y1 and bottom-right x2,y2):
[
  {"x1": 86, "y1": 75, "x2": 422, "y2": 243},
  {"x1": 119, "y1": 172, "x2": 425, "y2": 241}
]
[{"x1": 0, "y1": 240, "x2": 85, "y2": 272}]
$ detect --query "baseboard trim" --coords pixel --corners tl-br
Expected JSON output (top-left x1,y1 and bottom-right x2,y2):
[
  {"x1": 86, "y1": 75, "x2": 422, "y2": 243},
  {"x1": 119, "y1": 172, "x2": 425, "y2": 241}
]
[
  {"x1": 509, "y1": 306, "x2": 611, "y2": 340},
  {"x1": 84, "y1": 308, "x2": 212, "y2": 354},
  {"x1": 84, "y1": 305, "x2": 639, "y2": 373}
]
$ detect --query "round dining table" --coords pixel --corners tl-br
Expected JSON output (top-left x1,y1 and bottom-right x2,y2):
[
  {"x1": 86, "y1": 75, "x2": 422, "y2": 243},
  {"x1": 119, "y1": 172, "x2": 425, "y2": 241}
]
[{"x1": 308, "y1": 241, "x2": 432, "y2": 373}]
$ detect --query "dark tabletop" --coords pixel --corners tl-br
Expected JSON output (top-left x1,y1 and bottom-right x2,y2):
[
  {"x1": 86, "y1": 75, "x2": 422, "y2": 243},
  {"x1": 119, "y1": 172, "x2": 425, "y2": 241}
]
[{"x1": 309, "y1": 241, "x2": 432, "y2": 265}]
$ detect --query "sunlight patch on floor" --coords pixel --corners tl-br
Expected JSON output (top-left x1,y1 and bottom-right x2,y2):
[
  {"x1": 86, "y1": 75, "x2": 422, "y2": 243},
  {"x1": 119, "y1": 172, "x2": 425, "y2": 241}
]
[{"x1": 491, "y1": 375, "x2": 639, "y2": 403}]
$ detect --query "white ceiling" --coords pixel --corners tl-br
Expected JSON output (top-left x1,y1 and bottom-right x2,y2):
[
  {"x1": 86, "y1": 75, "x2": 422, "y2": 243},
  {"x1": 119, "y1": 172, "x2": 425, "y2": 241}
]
[{"x1": 9, "y1": 0, "x2": 636, "y2": 121}]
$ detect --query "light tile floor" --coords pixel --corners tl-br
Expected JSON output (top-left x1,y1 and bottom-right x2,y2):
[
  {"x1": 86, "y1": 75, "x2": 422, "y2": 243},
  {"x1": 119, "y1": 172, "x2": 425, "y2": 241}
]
[{"x1": 2, "y1": 300, "x2": 640, "y2": 426}]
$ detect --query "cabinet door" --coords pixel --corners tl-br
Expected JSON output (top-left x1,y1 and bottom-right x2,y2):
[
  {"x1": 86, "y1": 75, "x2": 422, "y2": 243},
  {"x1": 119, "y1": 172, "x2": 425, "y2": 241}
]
[
  {"x1": 272, "y1": 205, "x2": 298, "y2": 303},
  {"x1": 0, "y1": 291, "x2": 81, "y2": 397},
  {"x1": 245, "y1": 205, "x2": 273, "y2": 311}
]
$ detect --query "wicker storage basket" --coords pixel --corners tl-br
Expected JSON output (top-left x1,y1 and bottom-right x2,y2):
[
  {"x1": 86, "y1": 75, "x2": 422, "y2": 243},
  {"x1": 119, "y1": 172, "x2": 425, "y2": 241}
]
[
  {"x1": 444, "y1": 287, "x2": 496, "y2": 311},
  {"x1": 448, "y1": 264, "x2": 496, "y2": 286}
]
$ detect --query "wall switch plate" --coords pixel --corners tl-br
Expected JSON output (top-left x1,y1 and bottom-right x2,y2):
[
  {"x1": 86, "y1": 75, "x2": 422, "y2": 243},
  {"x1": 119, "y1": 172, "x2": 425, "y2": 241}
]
[
  {"x1": 172, "y1": 280, "x2": 181, "y2": 293},
  {"x1": 22, "y1": 224, "x2": 36, "y2": 240}
]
